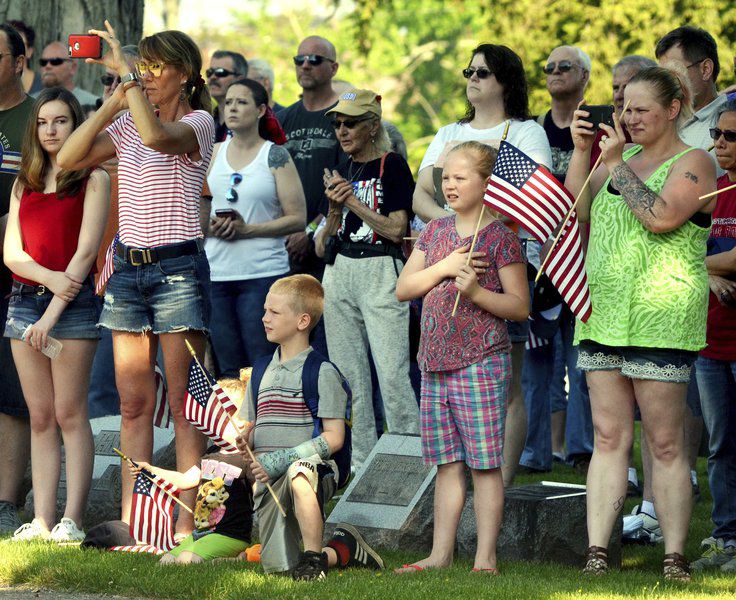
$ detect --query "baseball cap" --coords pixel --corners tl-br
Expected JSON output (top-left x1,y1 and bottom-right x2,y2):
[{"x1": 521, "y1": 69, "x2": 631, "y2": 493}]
[{"x1": 326, "y1": 89, "x2": 382, "y2": 118}]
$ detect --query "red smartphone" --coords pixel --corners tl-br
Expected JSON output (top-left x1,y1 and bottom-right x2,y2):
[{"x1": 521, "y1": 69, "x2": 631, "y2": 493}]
[
  {"x1": 215, "y1": 208, "x2": 237, "y2": 219},
  {"x1": 68, "y1": 34, "x2": 102, "y2": 59}
]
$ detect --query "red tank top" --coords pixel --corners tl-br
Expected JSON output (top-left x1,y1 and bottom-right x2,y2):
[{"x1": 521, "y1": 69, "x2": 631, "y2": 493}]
[{"x1": 15, "y1": 180, "x2": 95, "y2": 286}]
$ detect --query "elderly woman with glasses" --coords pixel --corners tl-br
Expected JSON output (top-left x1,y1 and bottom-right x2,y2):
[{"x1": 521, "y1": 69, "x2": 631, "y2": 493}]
[
  {"x1": 58, "y1": 21, "x2": 215, "y2": 535},
  {"x1": 201, "y1": 78, "x2": 306, "y2": 376},
  {"x1": 314, "y1": 89, "x2": 420, "y2": 467}
]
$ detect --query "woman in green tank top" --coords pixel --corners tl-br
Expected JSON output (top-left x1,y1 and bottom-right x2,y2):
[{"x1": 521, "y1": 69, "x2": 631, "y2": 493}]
[{"x1": 563, "y1": 66, "x2": 716, "y2": 580}]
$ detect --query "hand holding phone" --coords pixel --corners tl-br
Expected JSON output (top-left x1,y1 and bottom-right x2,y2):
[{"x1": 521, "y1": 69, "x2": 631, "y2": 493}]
[
  {"x1": 580, "y1": 104, "x2": 615, "y2": 130},
  {"x1": 215, "y1": 208, "x2": 238, "y2": 219},
  {"x1": 68, "y1": 34, "x2": 102, "y2": 59}
]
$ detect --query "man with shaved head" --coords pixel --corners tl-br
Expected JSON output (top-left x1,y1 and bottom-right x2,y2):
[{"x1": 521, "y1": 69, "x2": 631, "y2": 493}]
[{"x1": 38, "y1": 40, "x2": 97, "y2": 104}]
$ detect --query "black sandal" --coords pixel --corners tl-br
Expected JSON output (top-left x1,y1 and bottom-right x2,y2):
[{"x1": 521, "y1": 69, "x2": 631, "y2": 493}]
[
  {"x1": 583, "y1": 545, "x2": 609, "y2": 575},
  {"x1": 663, "y1": 552, "x2": 690, "y2": 582}
]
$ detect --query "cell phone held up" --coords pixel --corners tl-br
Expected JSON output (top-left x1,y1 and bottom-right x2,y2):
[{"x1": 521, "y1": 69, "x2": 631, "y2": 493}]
[
  {"x1": 68, "y1": 34, "x2": 102, "y2": 59},
  {"x1": 581, "y1": 104, "x2": 615, "y2": 131},
  {"x1": 214, "y1": 208, "x2": 237, "y2": 219}
]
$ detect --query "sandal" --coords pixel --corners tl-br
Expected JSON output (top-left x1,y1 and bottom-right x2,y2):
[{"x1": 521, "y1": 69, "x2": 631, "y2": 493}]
[
  {"x1": 471, "y1": 567, "x2": 498, "y2": 575},
  {"x1": 663, "y1": 552, "x2": 691, "y2": 582},
  {"x1": 393, "y1": 563, "x2": 425, "y2": 574},
  {"x1": 582, "y1": 546, "x2": 609, "y2": 576}
]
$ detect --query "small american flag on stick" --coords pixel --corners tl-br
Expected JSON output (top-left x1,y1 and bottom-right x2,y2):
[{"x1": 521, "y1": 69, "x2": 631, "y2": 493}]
[{"x1": 129, "y1": 471, "x2": 180, "y2": 552}]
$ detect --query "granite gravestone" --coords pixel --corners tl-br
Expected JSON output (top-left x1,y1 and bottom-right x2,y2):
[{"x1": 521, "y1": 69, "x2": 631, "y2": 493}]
[{"x1": 324, "y1": 434, "x2": 436, "y2": 551}]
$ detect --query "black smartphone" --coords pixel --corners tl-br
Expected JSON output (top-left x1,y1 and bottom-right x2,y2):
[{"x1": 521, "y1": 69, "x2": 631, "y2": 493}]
[
  {"x1": 581, "y1": 104, "x2": 615, "y2": 130},
  {"x1": 215, "y1": 208, "x2": 237, "y2": 219}
]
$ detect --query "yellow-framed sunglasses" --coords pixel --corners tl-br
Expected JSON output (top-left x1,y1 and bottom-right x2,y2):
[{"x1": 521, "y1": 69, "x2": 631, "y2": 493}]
[{"x1": 135, "y1": 62, "x2": 165, "y2": 77}]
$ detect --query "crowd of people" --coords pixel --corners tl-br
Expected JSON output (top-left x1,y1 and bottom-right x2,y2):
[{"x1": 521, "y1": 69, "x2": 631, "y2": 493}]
[{"x1": 0, "y1": 16, "x2": 734, "y2": 584}]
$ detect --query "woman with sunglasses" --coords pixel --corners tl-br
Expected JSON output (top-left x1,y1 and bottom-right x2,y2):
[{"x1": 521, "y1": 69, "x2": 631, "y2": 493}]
[
  {"x1": 202, "y1": 78, "x2": 306, "y2": 376},
  {"x1": 5, "y1": 88, "x2": 109, "y2": 542},
  {"x1": 566, "y1": 65, "x2": 716, "y2": 580},
  {"x1": 58, "y1": 21, "x2": 215, "y2": 535},
  {"x1": 314, "y1": 89, "x2": 420, "y2": 467}
]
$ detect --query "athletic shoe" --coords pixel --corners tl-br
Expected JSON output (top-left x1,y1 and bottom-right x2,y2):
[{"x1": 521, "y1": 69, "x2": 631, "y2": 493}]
[
  {"x1": 291, "y1": 550, "x2": 328, "y2": 581},
  {"x1": 626, "y1": 480, "x2": 642, "y2": 498},
  {"x1": 720, "y1": 555, "x2": 736, "y2": 573},
  {"x1": 622, "y1": 505, "x2": 662, "y2": 544},
  {"x1": 691, "y1": 537, "x2": 736, "y2": 571},
  {"x1": 326, "y1": 523, "x2": 384, "y2": 570},
  {"x1": 12, "y1": 518, "x2": 50, "y2": 542},
  {"x1": 0, "y1": 501, "x2": 22, "y2": 534},
  {"x1": 552, "y1": 452, "x2": 566, "y2": 464},
  {"x1": 48, "y1": 518, "x2": 85, "y2": 542}
]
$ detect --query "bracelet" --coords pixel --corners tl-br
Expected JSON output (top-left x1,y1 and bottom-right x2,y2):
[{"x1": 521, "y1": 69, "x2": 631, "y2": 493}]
[{"x1": 121, "y1": 80, "x2": 141, "y2": 93}]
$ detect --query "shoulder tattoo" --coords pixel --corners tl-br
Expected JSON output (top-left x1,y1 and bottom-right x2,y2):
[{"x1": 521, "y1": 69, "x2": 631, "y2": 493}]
[
  {"x1": 268, "y1": 144, "x2": 291, "y2": 169},
  {"x1": 684, "y1": 171, "x2": 699, "y2": 183}
]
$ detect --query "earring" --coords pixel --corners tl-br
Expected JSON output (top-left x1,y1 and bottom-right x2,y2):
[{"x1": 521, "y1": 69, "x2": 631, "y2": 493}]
[{"x1": 179, "y1": 86, "x2": 186, "y2": 102}]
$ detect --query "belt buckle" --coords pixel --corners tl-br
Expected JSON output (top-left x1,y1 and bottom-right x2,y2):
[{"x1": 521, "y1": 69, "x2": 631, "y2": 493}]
[
  {"x1": 36, "y1": 285, "x2": 46, "y2": 296},
  {"x1": 129, "y1": 248, "x2": 152, "y2": 266}
]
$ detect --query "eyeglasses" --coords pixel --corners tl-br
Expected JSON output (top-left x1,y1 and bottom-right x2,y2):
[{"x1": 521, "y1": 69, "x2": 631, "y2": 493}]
[
  {"x1": 331, "y1": 117, "x2": 372, "y2": 130},
  {"x1": 39, "y1": 57, "x2": 70, "y2": 67},
  {"x1": 462, "y1": 67, "x2": 493, "y2": 79},
  {"x1": 293, "y1": 54, "x2": 334, "y2": 67},
  {"x1": 100, "y1": 74, "x2": 120, "y2": 87},
  {"x1": 543, "y1": 60, "x2": 580, "y2": 75},
  {"x1": 135, "y1": 62, "x2": 165, "y2": 78},
  {"x1": 686, "y1": 58, "x2": 706, "y2": 70},
  {"x1": 710, "y1": 127, "x2": 736, "y2": 143},
  {"x1": 225, "y1": 173, "x2": 243, "y2": 203},
  {"x1": 206, "y1": 67, "x2": 239, "y2": 78}
]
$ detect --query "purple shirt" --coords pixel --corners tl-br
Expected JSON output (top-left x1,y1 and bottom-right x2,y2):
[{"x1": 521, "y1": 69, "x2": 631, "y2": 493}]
[{"x1": 416, "y1": 216, "x2": 524, "y2": 372}]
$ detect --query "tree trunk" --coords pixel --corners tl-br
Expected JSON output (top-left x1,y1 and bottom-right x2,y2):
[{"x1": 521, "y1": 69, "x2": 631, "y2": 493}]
[{"x1": 0, "y1": 0, "x2": 144, "y2": 101}]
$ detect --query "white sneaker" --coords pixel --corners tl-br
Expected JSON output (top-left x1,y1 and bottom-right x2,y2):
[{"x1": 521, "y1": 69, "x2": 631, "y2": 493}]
[
  {"x1": 622, "y1": 504, "x2": 662, "y2": 544},
  {"x1": 48, "y1": 517, "x2": 85, "y2": 542},
  {"x1": 12, "y1": 518, "x2": 50, "y2": 542}
]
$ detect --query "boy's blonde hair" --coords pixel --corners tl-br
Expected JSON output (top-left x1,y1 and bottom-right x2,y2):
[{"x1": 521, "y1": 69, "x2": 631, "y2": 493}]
[{"x1": 269, "y1": 274, "x2": 324, "y2": 331}]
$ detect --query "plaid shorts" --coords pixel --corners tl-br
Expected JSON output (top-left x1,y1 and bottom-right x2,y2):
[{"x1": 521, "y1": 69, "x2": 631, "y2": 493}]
[{"x1": 420, "y1": 353, "x2": 511, "y2": 470}]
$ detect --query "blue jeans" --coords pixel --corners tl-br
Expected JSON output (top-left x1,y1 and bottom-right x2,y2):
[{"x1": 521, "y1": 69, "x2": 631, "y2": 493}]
[
  {"x1": 520, "y1": 306, "x2": 593, "y2": 470},
  {"x1": 695, "y1": 356, "x2": 736, "y2": 542},
  {"x1": 88, "y1": 327, "x2": 120, "y2": 418},
  {"x1": 209, "y1": 275, "x2": 283, "y2": 377}
]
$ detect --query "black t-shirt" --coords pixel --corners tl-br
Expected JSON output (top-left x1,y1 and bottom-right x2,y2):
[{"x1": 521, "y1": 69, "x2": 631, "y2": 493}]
[
  {"x1": 278, "y1": 100, "x2": 346, "y2": 222},
  {"x1": 333, "y1": 152, "x2": 414, "y2": 247},
  {"x1": 193, "y1": 446, "x2": 253, "y2": 542},
  {"x1": 541, "y1": 111, "x2": 574, "y2": 184}
]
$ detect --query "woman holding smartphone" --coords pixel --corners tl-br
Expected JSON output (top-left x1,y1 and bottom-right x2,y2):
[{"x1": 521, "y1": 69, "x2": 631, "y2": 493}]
[
  {"x1": 202, "y1": 78, "x2": 305, "y2": 376},
  {"x1": 5, "y1": 88, "x2": 109, "y2": 542}
]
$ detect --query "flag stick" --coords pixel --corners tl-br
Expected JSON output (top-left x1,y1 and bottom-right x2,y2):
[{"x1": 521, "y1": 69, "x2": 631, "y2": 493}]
[
  {"x1": 700, "y1": 180, "x2": 736, "y2": 201},
  {"x1": 184, "y1": 339, "x2": 287, "y2": 518},
  {"x1": 451, "y1": 206, "x2": 486, "y2": 317},
  {"x1": 535, "y1": 100, "x2": 631, "y2": 283},
  {"x1": 113, "y1": 448, "x2": 193, "y2": 515}
]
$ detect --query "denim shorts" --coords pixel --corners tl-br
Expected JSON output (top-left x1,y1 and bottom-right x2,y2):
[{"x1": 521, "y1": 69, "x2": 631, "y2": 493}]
[
  {"x1": 99, "y1": 249, "x2": 211, "y2": 334},
  {"x1": 577, "y1": 339, "x2": 697, "y2": 384},
  {"x1": 4, "y1": 278, "x2": 101, "y2": 340},
  {"x1": 0, "y1": 297, "x2": 27, "y2": 417}
]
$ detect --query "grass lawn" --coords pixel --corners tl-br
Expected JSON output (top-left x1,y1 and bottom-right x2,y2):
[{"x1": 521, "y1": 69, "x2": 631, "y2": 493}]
[{"x1": 2, "y1": 429, "x2": 735, "y2": 599}]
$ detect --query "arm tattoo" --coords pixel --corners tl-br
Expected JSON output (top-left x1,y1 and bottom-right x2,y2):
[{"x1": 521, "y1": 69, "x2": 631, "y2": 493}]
[
  {"x1": 268, "y1": 144, "x2": 291, "y2": 169},
  {"x1": 611, "y1": 163, "x2": 664, "y2": 229},
  {"x1": 684, "y1": 171, "x2": 699, "y2": 183}
]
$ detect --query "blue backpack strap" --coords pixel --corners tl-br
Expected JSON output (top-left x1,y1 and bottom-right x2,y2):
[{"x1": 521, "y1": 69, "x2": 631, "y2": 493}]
[
  {"x1": 302, "y1": 350, "x2": 324, "y2": 437},
  {"x1": 249, "y1": 355, "x2": 272, "y2": 418}
]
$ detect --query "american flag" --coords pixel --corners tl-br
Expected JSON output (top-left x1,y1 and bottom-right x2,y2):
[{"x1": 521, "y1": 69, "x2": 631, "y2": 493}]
[
  {"x1": 110, "y1": 544, "x2": 165, "y2": 555},
  {"x1": 153, "y1": 364, "x2": 171, "y2": 429},
  {"x1": 129, "y1": 471, "x2": 180, "y2": 552},
  {"x1": 183, "y1": 360, "x2": 238, "y2": 452},
  {"x1": 0, "y1": 149, "x2": 21, "y2": 176},
  {"x1": 95, "y1": 233, "x2": 119, "y2": 295},
  {"x1": 484, "y1": 141, "x2": 592, "y2": 322}
]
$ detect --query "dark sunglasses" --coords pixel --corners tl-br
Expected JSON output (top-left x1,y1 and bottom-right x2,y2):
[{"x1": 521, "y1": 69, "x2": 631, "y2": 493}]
[
  {"x1": 543, "y1": 60, "x2": 579, "y2": 75},
  {"x1": 206, "y1": 67, "x2": 239, "y2": 78},
  {"x1": 39, "y1": 57, "x2": 70, "y2": 67},
  {"x1": 710, "y1": 127, "x2": 736, "y2": 143},
  {"x1": 293, "y1": 54, "x2": 334, "y2": 67},
  {"x1": 331, "y1": 117, "x2": 372, "y2": 130},
  {"x1": 100, "y1": 74, "x2": 120, "y2": 87},
  {"x1": 462, "y1": 67, "x2": 493, "y2": 79},
  {"x1": 225, "y1": 173, "x2": 243, "y2": 203}
]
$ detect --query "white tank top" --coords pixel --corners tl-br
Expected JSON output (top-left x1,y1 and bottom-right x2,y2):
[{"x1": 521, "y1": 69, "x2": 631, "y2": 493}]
[{"x1": 205, "y1": 139, "x2": 290, "y2": 281}]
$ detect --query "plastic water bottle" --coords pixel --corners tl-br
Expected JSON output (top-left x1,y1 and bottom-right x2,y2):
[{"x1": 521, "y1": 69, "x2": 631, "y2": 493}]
[{"x1": 22, "y1": 325, "x2": 63, "y2": 359}]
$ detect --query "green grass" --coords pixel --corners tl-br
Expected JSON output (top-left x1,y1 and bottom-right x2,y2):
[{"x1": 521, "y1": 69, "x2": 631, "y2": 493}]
[{"x1": 2, "y1": 429, "x2": 735, "y2": 600}]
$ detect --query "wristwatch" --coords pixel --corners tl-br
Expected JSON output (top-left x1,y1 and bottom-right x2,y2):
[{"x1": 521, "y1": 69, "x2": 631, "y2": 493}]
[{"x1": 120, "y1": 71, "x2": 140, "y2": 91}]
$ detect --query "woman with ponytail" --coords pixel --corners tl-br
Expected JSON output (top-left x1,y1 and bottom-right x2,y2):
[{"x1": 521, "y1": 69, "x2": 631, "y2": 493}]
[
  {"x1": 57, "y1": 21, "x2": 215, "y2": 536},
  {"x1": 566, "y1": 65, "x2": 717, "y2": 581},
  {"x1": 202, "y1": 78, "x2": 305, "y2": 376}
]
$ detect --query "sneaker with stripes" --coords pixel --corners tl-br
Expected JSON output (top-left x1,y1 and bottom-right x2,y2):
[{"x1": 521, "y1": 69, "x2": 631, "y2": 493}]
[{"x1": 326, "y1": 523, "x2": 384, "y2": 570}]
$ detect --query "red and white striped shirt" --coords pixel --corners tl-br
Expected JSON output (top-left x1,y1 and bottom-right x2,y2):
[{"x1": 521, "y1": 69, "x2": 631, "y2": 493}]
[{"x1": 106, "y1": 110, "x2": 215, "y2": 247}]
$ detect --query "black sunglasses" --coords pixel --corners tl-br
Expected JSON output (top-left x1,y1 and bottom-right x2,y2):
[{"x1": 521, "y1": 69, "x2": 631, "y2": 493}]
[
  {"x1": 293, "y1": 54, "x2": 334, "y2": 67},
  {"x1": 331, "y1": 117, "x2": 372, "y2": 130},
  {"x1": 543, "y1": 60, "x2": 580, "y2": 75},
  {"x1": 225, "y1": 173, "x2": 243, "y2": 203},
  {"x1": 40, "y1": 57, "x2": 70, "y2": 67},
  {"x1": 206, "y1": 67, "x2": 239, "y2": 78},
  {"x1": 462, "y1": 67, "x2": 493, "y2": 79},
  {"x1": 710, "y1": 127, "x2": 736, "y2": 143},
  {"x1": 100, "y1": 74, "x2": 120, "y2": 87}
]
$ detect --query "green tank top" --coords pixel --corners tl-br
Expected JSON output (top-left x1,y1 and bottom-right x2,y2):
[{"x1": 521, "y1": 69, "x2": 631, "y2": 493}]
[{"x1": 575, "y1": 145, "x2": 710, "y2": 351}]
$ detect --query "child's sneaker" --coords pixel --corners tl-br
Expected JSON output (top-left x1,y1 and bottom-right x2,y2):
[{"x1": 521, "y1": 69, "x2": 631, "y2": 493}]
[
  {"x1": 691, "y1": 537, "x2": 736, "y2": 571},
  {"x1": 326, "y1": 523, "x2": 384, "y2": 570},
  {"x1": 12, "y1": 518, "x2": 50, "y2": 542},
  {"x1": 48, "y1": 518, "x2": 85, "y2": 542},
  {"x1": 291, "y1": 550, "x2": 328, "y2": 581}
]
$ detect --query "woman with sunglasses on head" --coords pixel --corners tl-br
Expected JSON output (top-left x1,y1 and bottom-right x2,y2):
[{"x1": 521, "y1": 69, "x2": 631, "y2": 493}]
[
  {"x1": 566, "y1": 65, "x2": 716, "y2": 581},
  {"x1": 314, "y1": 89, "x2": 420, "y2": 468},
  {"x1": 57, "y1": 21, "x2": 215, "y2": 535},
  {"x1": 202, "y1": 78, "x2": 306, "y2": 376},
  {"x1": 5, "y1": 87, "x2": 109, "y2": 542}
]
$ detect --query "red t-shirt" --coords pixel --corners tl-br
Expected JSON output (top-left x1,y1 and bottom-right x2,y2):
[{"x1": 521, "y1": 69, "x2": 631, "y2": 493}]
[
  {"x1": 15, "y1": 181, "x2": 93, "y2": 286},
  {"x1": 701, "y1": 174, "x2": 736, "y2": 361}
]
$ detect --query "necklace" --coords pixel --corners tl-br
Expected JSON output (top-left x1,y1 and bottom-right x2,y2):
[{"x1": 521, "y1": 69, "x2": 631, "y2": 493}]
[{"x1": 347, "y1": 157, "x2": 370, "y2": 183}]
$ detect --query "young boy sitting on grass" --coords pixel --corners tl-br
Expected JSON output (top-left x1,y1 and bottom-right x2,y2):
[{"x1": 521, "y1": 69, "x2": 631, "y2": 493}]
[{"x1": 235, "y1": 274, "x2": 383, "y2": 580}]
